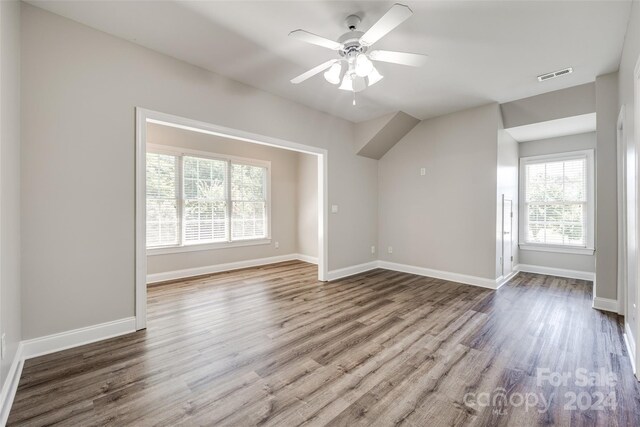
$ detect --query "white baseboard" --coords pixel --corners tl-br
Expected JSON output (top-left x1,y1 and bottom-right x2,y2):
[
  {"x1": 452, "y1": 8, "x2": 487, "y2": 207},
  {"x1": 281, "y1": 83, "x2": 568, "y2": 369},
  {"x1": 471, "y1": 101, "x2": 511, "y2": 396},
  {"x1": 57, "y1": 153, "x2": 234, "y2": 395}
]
[
  {"x1": 377, "y1": 261, "x2": 499, "y2": 290},
  {"x1": 147, "y1": 254, "x2": 301, "y2": 284},
  {"x1": 592, "y1": 296, "x2": 619, "y2": 314},
  {"x1": 624, "y1": 322, "x2": 637, "y2": 375},
  {"x1": 21, "y1": 317, "x2": 136, "y2": 360},
  {"x1": 496, "y1": 268, "x2": 521, "y2": 289},
  {"x1": 329, "y1": 260, "x2": 509, "y2": 290},
  {"x1": 517, "y1": 264, "x2": 595, "y2": 281},
  {"x1": 1, "y1": 318, "x2": 136, "y2": 422},
  {"x1": 619, "y1": 300, "x2": 625, "y2": 316},
  {"x1": 327, "y1": 261, "x2": 378, "y2": 281},
  {"x1": 0, "y1": 343, "x2": 24, "y2": 426},
  {"x1": 295, "y1": 253, "x2": 318, "y2": 265}
]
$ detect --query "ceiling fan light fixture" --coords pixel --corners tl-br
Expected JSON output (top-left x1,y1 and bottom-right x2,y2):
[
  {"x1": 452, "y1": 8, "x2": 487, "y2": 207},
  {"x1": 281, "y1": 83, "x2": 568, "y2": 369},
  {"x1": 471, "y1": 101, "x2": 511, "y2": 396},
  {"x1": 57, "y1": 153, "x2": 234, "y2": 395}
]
[
  {"x1": 352, "y1": 75, "x2": 367, "y2": 92},
  {"x1": 323, "y1": 62, "x2": 342, "y2": 85},
  {"x1": 288, "y1": 3, "x2": 427, "y2": 103},
  {"x1": 367, "y1": 67, "x2": 383, "y2": 86},
  {"x1": 354, "y1": 53, "x2": 374, "y2": 77},
  {"x1": 339, "y1": 73, "x2": 353, "y2": 91}
]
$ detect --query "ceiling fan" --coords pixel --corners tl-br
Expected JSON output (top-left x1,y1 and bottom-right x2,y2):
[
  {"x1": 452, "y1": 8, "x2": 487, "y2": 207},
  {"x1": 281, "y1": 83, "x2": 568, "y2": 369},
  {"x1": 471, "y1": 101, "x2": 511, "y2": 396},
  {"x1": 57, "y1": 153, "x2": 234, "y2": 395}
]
[{"x1": 289, "y1": 3, "x2": 427, "y2": 103}]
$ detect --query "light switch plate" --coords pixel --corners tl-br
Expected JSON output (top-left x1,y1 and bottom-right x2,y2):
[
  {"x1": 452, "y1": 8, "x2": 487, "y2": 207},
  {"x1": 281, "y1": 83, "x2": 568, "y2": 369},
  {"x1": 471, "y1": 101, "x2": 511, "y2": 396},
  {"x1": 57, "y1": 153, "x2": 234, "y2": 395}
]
[
  {"x1": 420, "y1": 168, "x2": 426, "y2": 176},
  {"x1": 331, "y1": 205, "x2": 339, "y2": 214},
  {"x1": 388, "y1": 246, "x2": 393, "y2": 254}
]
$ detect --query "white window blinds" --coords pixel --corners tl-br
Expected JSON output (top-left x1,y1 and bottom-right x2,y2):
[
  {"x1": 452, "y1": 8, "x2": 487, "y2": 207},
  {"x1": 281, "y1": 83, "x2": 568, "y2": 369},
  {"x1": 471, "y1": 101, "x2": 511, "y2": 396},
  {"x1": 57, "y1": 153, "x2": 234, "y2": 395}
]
[
  {"x1": 146, "y1": 152, "x2": 179, "y2": 247},
  {"x1": 231, "y1": 163, "x2": 267, "y2": 240},
  {"x1": 183, "y1": 156, "x2": 228, "y2": 244},
  {"x1": 523, "y1": 155, "x2": 589, "y2": 247},
  {"x1": 146, "y1": 148, "x2": 270, "y2": 250}
]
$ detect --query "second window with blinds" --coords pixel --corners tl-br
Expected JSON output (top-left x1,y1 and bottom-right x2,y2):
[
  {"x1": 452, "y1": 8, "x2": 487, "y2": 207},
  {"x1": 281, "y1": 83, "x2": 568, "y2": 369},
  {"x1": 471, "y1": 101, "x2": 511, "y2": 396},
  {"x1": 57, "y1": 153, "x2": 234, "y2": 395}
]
[
  {"x1": 146, "y1": 146, "x2": 270, "y2": 253},
  {"x1": 519, "y1": 149, "x2": 595, "y2": 255}
]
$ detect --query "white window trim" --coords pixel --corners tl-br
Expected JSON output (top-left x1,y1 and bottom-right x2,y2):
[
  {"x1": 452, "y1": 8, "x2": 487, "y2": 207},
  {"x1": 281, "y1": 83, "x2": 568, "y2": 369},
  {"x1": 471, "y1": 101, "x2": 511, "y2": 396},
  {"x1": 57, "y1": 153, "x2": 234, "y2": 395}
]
[
  {"x1": 519, "y1": 149, "x2": 595, "y2": 255},
  {"x1": 147, "y1": 238, "x2": 272, "y2": 256},
  {"x1": 519, "y1": 244, "x2": 594, "y2": 255},
  {"x1": 146, "y1": 143, "x2": 272, "y2": 255}
]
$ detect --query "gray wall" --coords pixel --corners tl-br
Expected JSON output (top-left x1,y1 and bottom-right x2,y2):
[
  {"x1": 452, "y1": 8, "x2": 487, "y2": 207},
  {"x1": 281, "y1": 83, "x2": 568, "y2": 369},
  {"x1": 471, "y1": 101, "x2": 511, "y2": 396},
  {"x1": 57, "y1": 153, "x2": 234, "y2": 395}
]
[
  {"x1": 378, "y1": 103, "x2": 501, "y2": 280},
  {"x1": 618, "y1": 0, "x2": 640, "y2": 354},
  {"x1": 520, "y1": 132, "x2": 597, "y2": 156},
  {"x1": 595, "y1": 72, "x2": 619, "y2": 300},
  {"x1": 496, "y1": 129, "x2": 519, "y2": 278},
  {"x1": 501, "y1": 83, "x2": 596, "y2": 128},
  {"x1": 0, "y1": 0, "x2": 22, "y2": 389},
  {"x1": 354, "y1": 112, "x2": 395, "y2": 153},
  {"x1": 146, "y1": 123, "x2": 301, "y2": 275},
  {"x1": 518, "y1": 133, "x2": 597, "y2": 273},
  {"x1": 20, "y1": 4, "x2": 377, "y2": 339},
  {"x1": 297, "y1": 153, "x2": 318, "y2": 259},
  {"x1": 14, "y1": 0, "x2": 638, "y2": 349},
  {"x1": 520, "y1": 251, "x2": 595, "y2": 273}
]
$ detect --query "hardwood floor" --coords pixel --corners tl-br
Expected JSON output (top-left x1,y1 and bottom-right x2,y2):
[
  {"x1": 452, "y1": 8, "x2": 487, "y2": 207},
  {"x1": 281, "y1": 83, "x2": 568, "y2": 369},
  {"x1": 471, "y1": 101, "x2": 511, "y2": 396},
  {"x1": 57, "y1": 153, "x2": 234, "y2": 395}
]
[{"x1": 8, "y1": 261, "x2": 640, "y2": 426}]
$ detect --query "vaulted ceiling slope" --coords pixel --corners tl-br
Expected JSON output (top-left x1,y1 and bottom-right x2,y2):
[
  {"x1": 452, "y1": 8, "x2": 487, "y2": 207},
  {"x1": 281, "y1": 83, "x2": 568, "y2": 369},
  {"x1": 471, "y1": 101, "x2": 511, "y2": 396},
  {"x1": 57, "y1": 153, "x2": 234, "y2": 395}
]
[
  {"x1": 355, "y1": 112, "x2": 420, "y2": 159},
  {"x1": 29, "y1": 0, "x2": 632, "y2": 123}
]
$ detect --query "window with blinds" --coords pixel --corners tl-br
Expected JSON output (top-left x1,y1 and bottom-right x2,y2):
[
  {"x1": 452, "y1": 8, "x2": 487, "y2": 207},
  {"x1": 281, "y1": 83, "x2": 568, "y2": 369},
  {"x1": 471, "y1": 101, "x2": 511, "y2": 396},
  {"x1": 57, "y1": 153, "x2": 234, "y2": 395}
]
[
  {"x1": 146, "y1": 148, "x2": 270, "y2": 250},
  {"x1": 231, "y1": 163, "x2": 267, "y2": 240},
  {"x1": 146, "y1": 153, "x2": 179, "y2": 247},
  {"x1": 522, "y1": 151, "x2": 593, "y2": 249},
  {"x1": 183, "y1": 156, "x2": 228, "y2": 244}
]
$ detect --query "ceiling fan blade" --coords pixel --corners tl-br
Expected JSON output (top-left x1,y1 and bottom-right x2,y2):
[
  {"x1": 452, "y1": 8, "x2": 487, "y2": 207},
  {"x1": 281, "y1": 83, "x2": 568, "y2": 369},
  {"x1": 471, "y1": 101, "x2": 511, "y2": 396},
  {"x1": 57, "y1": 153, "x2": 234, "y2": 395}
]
[
  {"x1": 369, "y1": 50, "x2": 428, "y2": 67},
  {"x1": 290, "y1": 59, "x2": 338, "y2": 84},
  {"x1": 289, "y1": 29, "x2": 343, "y2": 50},
  {"x1": 359, "y1": 3, "x2": 413, "y2": 47}
]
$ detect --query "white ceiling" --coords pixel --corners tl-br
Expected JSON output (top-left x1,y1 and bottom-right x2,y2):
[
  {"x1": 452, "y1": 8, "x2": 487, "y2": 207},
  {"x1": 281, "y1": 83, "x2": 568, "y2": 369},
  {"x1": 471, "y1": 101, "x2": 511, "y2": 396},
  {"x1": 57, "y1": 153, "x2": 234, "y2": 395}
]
[
  {"x1": 29, "y1": 1, "x2": 632, "y2": 123},
  {"x1": 505, "y1": 113, "x2": 597, "y2": 142}
]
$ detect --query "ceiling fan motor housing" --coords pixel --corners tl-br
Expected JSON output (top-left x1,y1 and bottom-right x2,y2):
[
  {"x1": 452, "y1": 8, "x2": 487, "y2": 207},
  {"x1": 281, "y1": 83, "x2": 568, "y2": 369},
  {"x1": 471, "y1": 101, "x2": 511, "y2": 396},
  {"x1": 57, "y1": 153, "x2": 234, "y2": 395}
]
[
  {"x1": 338, "y1": 15, "x2": 367, "y2": 58},
  {"x1": 338, "y1": 30, "x2": 366, "y2": 57}
]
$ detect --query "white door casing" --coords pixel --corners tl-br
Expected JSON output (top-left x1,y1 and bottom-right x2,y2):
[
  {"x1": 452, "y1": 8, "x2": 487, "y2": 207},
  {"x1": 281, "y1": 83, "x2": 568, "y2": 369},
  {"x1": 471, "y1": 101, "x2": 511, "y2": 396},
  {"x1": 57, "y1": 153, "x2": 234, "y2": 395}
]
[{"x1": 502, "y1": 196, "x2": 513, "y2": 277}]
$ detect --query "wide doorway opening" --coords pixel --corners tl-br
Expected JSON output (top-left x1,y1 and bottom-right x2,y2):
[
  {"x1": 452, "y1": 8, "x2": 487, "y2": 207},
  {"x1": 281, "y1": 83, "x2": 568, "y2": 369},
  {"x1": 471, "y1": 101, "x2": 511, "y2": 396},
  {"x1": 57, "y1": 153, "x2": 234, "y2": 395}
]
[{"x1": 135, "y1": 109, "x2": 328, "y2": 330}]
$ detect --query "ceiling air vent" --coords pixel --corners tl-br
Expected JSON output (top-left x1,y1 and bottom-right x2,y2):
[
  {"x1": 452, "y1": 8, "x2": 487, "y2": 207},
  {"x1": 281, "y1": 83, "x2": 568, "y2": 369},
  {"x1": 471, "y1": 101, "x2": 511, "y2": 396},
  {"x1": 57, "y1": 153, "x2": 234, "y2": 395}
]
[{"x1": 537, "y1": 67, "x2": 573, "y2": 82}]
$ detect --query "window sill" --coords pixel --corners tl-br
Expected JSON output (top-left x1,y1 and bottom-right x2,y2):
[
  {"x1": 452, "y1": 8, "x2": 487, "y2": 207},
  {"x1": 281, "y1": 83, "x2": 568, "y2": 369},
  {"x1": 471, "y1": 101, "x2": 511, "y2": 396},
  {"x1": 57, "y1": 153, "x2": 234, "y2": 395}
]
[
  {"x1": 147, "y1": 238, "x2": 272, "y2": 256},
  {"x1": 519, "y1": 244, "x2": 595, "y2": 255}
]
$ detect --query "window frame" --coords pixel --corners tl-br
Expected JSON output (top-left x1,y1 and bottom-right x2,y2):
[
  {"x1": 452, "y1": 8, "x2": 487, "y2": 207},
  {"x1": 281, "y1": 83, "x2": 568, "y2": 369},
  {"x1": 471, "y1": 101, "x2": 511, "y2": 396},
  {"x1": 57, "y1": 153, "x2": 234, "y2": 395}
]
[
  {"x1": 145, "y1": 151, "x2": 181, "y2": 248},
  {"x1": 146, "y1": 144, "x2": 271, "y2": 255},
  {"x1": 519, "y1": 149, "x2": 595, "y2": 255}
]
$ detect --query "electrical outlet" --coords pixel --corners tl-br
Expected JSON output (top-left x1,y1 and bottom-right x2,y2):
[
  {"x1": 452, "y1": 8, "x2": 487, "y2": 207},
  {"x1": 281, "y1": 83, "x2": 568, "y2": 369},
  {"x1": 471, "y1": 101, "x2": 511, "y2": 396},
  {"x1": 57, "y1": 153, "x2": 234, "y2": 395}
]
[
  {"x1": 275, "y1": 241, "x2": 279, "y2": 249},
  {"x1": 388, "y1": 246, "x2": 393, "y2": 254},
  {"x1": 371, "y1": 246, "x2": 376, "y2": 254},
  {"x1": 1, "y1": 333, "x2": 5, "y2": 360}
]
